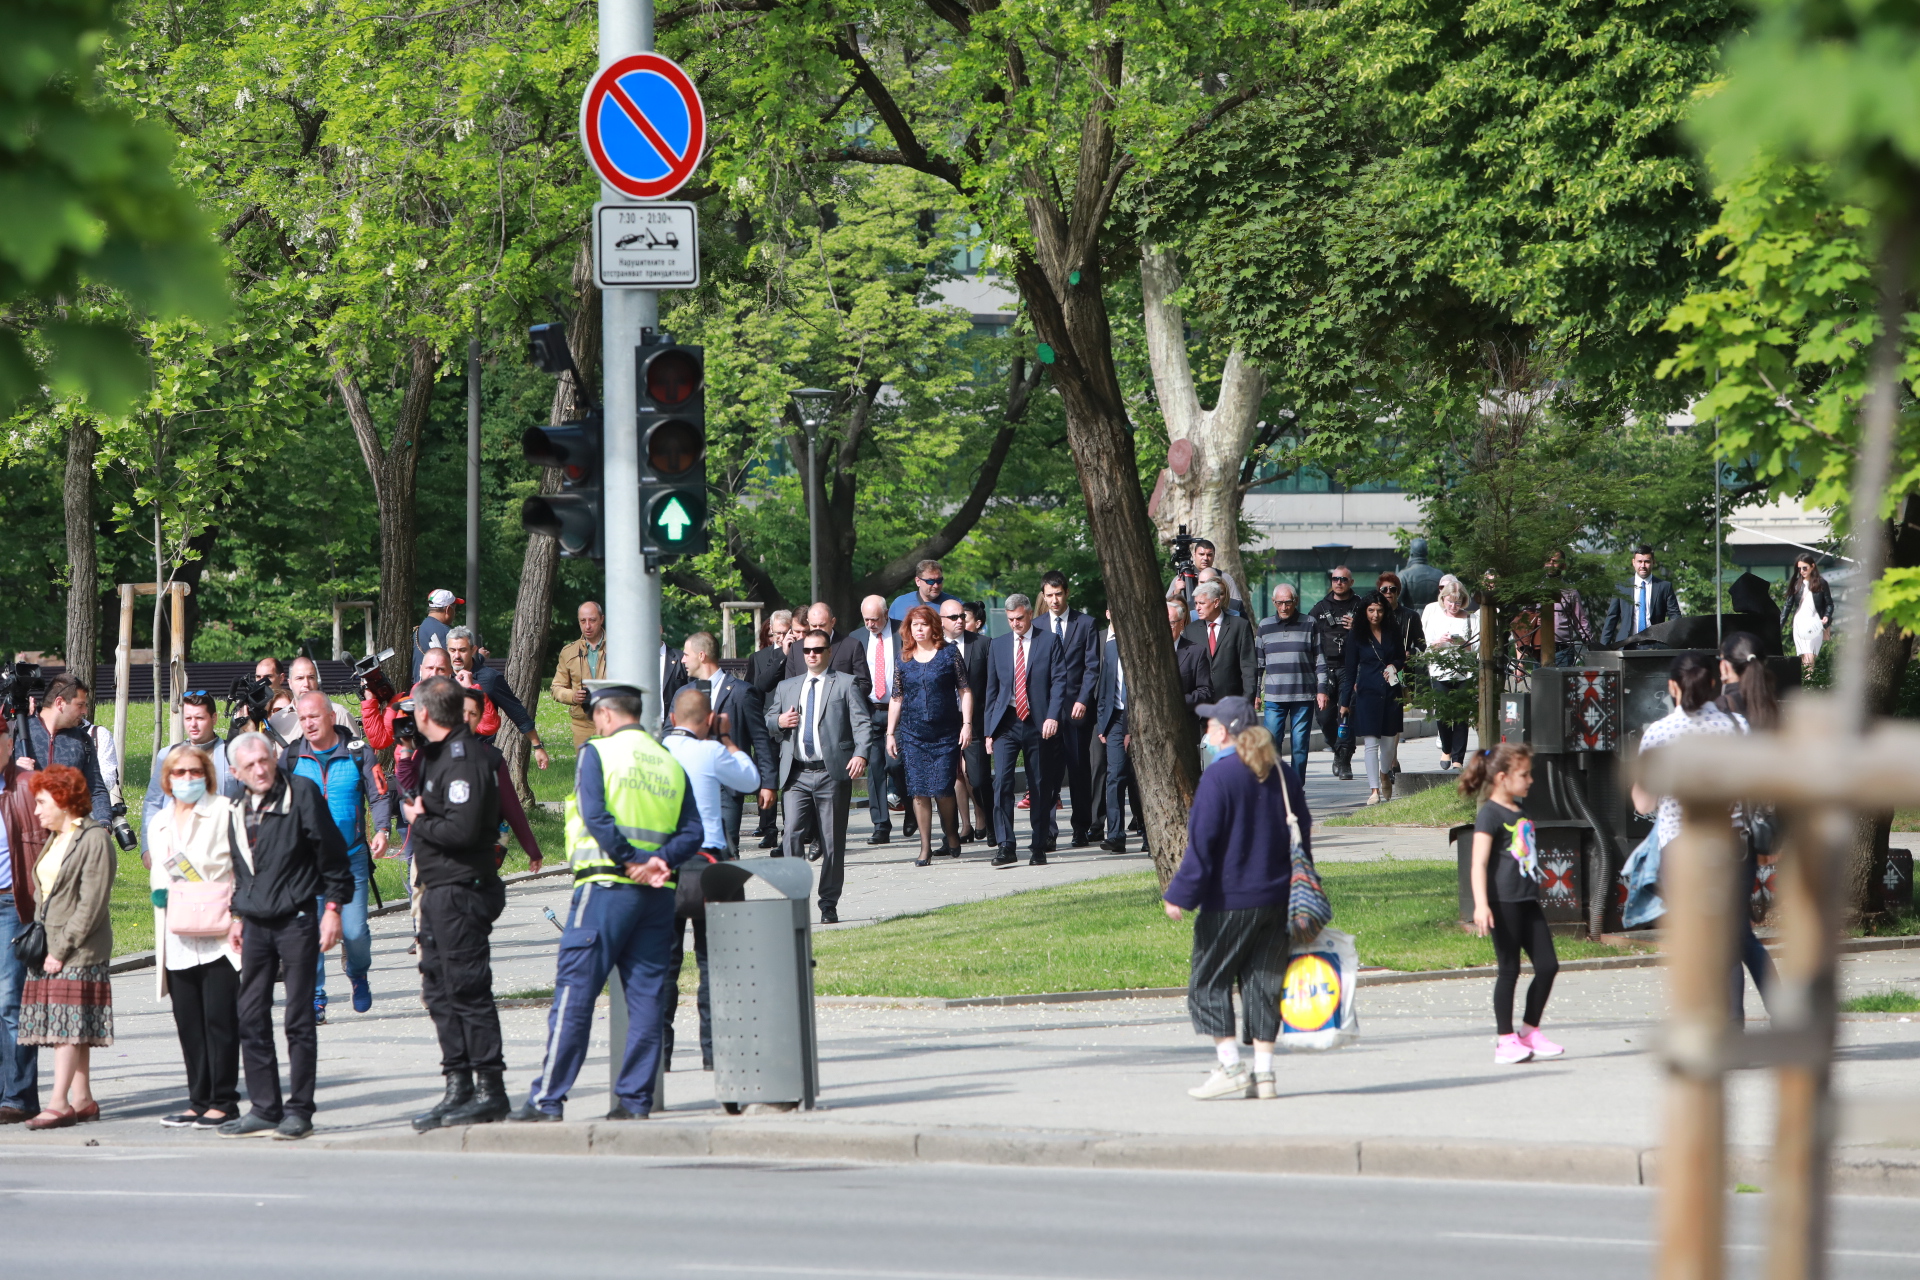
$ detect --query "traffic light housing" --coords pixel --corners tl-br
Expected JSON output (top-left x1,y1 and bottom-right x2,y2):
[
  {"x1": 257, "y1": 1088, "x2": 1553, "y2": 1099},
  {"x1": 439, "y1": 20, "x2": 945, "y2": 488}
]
[
  {"x1": 637, "y1": 340, "x2": 708, "y2": 557},
  {"x1": 521, "y1": 323, "x2": 604, "y2": 560}
]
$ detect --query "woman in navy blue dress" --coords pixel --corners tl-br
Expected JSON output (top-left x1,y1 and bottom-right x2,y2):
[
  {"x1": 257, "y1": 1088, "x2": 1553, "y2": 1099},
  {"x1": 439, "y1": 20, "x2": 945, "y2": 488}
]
[
  {"x1": 1340, "y1": 593, "x2": 1407, "y2": 806},
  {"x1": 886, "y1": 605, "x2": 974, "y2": 866}
]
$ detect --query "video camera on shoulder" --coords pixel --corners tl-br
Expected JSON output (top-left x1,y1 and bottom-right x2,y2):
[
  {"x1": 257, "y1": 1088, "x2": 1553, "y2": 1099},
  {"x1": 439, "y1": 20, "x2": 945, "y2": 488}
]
[
  {"x1": 0, "y1": 660, "x2": 43, "y2": 723},
  {"x1": 354, "y1": 647, "x2": 399, "y2": 706},
  {"x1": 1169, "y1": 524, "x2": 1199, "y2": 610},
  {"x1": 391, "y1": 696, "x2": 420, "y2": 746},
  {"x1": 227, "y1": 673, "x2": 276, "y2": 731}
]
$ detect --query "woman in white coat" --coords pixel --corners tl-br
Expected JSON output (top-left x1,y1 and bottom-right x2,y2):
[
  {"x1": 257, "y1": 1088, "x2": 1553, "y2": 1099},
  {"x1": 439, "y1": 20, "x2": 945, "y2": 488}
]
[{"x1": 145, "y1": 743, "x2": 250, "y2": 1130}]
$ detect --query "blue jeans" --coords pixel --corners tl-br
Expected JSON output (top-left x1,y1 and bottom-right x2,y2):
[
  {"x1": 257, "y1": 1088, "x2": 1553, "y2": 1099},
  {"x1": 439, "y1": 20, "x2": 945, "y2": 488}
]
[
  {"x1": 314, "y1": 847, "x2": 372, "y2": 998},
  {"x1": 1264, "y1": 702, "x2": 1314, "y2": 777},
  {"x1": 0, "y1": 895, "x2": 39, "y2": 1114},
  {"x1": 524, "y1": 880, "x2": 676, "y2": 1116}
]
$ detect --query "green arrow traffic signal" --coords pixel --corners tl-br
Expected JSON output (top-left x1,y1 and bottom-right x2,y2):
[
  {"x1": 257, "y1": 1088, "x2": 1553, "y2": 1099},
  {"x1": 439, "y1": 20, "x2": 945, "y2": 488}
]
[{"x1": 646, "y1": 488, "x2": 708, "y2": 549}]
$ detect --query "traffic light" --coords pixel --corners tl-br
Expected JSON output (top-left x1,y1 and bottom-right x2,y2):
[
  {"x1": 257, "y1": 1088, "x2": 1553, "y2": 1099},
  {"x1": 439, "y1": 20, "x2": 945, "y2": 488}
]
[
  {"x1": 522, "y1": 323, "x2": 604, "y2": 560},
  {"x1": 637, "y1": 339, "x2": 708, "y2": 557}
]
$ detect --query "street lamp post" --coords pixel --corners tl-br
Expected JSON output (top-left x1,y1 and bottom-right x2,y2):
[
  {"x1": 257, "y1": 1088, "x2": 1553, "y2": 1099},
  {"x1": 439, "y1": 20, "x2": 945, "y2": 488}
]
[{"x1": 792, "y1": 388, "x2": 834, "y2": 608}]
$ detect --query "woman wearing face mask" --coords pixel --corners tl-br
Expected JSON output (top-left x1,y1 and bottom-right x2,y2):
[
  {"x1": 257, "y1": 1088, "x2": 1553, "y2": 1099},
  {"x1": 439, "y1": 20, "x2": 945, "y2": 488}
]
[{"x1": 145, "y1": 743, "x2": 250, "y2": 1130}]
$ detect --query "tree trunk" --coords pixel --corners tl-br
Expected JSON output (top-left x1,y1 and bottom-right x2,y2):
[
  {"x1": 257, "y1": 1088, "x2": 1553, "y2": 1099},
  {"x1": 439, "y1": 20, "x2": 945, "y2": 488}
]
[
  {"x1": 1015, "y1": 253, "x2": 1203, "y2": 886},
  {"x1": 334, "y1": 338, "x2": 439, "y2": 689},
  {"x1": 499, "y1": 242, "x2": 600, "y2": 803},
  {"x1": 1843, "y1": 494, "x2": 1920, "y2": 919},
  {"x1": 62, "y1": 418, "x2": 99, "y2": 677},
  {"x1": 1140, "y1": 247, "x2": 1268, "y2": 607}
]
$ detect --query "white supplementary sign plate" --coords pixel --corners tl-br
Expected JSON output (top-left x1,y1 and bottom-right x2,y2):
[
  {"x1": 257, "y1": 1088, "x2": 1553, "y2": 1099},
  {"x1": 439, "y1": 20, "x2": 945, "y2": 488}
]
[{"x1": 594, "y1": 202, "x2": 699, "y2": 289}]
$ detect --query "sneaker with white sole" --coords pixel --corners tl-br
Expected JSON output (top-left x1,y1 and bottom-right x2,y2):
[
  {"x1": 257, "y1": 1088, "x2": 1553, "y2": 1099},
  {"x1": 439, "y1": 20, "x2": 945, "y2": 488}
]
[
  {"x1": 1493, "y1": 1033, "x2": 1533, "y2": 1065},
  {"x1": 1521, "y1": 1027, "x2": 1564, "y2": 1058},
  {"x1": 1253, "y1": 1071, "x2": 1277, "y2": 1100},
  {"x1": 1187, "y1": 1062, "x2": 1254, "y2": 1100}
]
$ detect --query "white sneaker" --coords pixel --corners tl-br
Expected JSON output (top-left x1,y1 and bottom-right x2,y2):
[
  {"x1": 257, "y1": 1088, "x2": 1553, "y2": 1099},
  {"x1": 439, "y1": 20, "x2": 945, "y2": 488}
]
[
  {"x1": 1187, "y1": 1062, "x2": 1253, "y2": 1100},
  {"x1": 1253, "y1": 1070, "x2": 1277, "y2": 1100}
]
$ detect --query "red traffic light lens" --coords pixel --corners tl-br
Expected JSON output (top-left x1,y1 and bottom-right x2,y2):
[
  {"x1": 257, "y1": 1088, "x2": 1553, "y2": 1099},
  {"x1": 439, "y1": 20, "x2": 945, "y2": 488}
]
[
  {"x1": 647, "y1": 420, "x2": 703, "y2": 478},
  {"x1": 645, "y1": 350, "x2": 701, "y2": 406}
]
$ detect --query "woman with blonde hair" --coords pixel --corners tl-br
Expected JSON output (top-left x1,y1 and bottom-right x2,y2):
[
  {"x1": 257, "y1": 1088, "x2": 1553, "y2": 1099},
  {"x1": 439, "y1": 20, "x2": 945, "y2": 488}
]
[
  {"x1": 145, "y1": 741, "x2": 251, "y2": 1129},
  {"x1": 18, "y1": 764, "x2": 115, "y2": 1129},
  {"x1": 1421, "y1": 573, "x2": 1480, "y2": 770},
  {"x1": 1163, "y1": 696, "x2": 1311, "y2": 1102}
]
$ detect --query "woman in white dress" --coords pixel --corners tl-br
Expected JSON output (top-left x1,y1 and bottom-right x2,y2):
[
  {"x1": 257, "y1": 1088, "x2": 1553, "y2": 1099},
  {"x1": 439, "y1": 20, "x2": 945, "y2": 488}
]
[{"x1": 1781, "y1": 553, "x2": 1832, "y2": 673}]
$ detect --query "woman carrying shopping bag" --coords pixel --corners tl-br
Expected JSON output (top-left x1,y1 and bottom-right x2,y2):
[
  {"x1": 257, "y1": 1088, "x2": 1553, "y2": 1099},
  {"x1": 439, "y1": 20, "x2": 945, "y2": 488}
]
[{"x1": 1163, "y1": 696, "x2": 1311, "y2": 1102}]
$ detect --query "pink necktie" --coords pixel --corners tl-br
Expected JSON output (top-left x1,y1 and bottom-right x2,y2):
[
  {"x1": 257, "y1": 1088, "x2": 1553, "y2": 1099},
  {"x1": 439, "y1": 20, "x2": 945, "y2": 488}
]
[{"x1": 872, "y1": 634, "x2": 887, "y2": 699}]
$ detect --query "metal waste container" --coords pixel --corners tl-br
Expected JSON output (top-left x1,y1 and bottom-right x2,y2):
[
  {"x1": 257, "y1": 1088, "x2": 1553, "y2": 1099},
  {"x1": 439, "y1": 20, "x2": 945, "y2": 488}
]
[{"x1": 701, "y1": 858, "x2": 818, "y2": 1111}]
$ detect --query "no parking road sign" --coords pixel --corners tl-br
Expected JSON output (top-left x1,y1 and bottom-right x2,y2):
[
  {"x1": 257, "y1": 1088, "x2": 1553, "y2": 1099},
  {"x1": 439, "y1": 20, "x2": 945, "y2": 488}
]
[{"x1": 580, "y1": 53, "x2": 706, "y2": 201}]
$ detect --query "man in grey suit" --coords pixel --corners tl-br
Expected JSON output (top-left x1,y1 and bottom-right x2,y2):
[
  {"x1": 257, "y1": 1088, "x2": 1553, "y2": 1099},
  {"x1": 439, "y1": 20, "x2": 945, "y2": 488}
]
[{"x1": 767, "y1": 629, "x2": 872, "y2": 924}]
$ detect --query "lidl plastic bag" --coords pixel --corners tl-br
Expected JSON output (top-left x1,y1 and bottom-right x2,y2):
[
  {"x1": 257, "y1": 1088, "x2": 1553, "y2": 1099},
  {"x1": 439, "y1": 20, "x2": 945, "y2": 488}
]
[{"x1": 1281, "y1": 926, "x2": 1359, "y2": 1051}]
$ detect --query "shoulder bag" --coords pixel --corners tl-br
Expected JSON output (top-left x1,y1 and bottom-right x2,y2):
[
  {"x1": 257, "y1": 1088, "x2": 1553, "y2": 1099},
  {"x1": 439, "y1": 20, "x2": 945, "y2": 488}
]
[
  {"x1": 10, "y1": 919, "x2": 47, "y2": 969},
  {"x1": 1278, "y1": 771, "x2": 1332, "y2": 945}
]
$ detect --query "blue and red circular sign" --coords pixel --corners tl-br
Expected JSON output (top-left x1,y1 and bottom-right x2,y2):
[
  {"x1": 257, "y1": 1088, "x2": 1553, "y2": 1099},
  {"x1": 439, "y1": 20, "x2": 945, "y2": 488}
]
[{"x1": 580, "y1": 53, "x2": 706, "y2": 200}]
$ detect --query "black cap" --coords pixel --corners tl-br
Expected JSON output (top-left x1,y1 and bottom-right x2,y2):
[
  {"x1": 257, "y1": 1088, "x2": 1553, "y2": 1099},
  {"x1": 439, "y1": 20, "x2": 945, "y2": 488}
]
[
  {"x1": 1195, "y1": 695, "x2": 1254, "y2": 736},
  {"x1": 586, "y1": 682, "x2": 645, "y2": 707}
]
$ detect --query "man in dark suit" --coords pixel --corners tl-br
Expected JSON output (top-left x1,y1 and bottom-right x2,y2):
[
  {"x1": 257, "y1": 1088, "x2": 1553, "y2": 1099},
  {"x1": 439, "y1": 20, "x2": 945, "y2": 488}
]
[
  {"x1": 945, "y1": 601, "x2": 993, "y2": 847},
  {"x1": 1169, "y1": 599, "x2": 1215, "y2": 740},
  {"x1": 679, "y1": 631, "x2": 773, "y2": 854},
  {"x1": 1094, "y1": 617, "x2": 1139, "y2": 854},
  {"x1": 984, "y1": 593, "x2": 1068, "y2": 867},
  {"x1": 782, "y1": 601, "x2": 872, "y2": 696},
  {"x1": 1184, "y1": 580, "x2": 1256, "y2": 700},
  {"x1": 1601, "y1": 544, "x2": 1682, "y2": 646},
  {"x1": 854, "y1": 594, "x2": 911, "y2": 844},
  {"x1": 747, "y1": 609, "x2": 794, "y2": 847},
  {"x1": 766, "y1": 630, "x2": 872, "y2": 924},
  {"x1": 1035, "y1": 570, "x2": 1099, "y2": 847}
]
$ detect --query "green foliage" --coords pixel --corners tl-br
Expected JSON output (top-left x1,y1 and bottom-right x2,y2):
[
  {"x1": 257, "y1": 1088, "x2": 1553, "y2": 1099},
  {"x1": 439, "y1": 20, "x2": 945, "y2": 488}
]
[
  {"x1": 1839, "y1": 987, "x2": 1920, "y2": 1012},
  {"x1": 0, "y1": 0, "x2": 227, "y2": 415}
]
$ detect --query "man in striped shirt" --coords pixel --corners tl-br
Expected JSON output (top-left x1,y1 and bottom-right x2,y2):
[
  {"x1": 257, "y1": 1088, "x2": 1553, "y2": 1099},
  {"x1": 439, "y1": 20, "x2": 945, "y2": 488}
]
[{"x1": 1256, "y1": 583, "x2": 1326, "y2": 779}]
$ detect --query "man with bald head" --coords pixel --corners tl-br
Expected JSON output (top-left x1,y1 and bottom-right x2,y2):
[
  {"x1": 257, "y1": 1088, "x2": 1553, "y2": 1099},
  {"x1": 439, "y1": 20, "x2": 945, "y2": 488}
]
[
  {"x1": 285, "y1": 689, "x2": 392, "y2": 1019},
  {"x1": 288, "y1": 656, "x2": 359, "y2": 738},
  {"x1": 854, "y1": 594, "x2": 909, "y2": 843},
  {"x1": 551, "y1": 600, "x2": 608, "y2": 748},
  {"x1": 780, "y1": 601, "x2": 871, "y2": 696}
]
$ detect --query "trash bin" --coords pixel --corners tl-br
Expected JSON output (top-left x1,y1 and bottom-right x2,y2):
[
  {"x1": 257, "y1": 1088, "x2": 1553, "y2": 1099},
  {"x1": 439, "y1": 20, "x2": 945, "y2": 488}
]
[{"x1": 701, "y1": 858, "x2": 818, "y2": 1112}]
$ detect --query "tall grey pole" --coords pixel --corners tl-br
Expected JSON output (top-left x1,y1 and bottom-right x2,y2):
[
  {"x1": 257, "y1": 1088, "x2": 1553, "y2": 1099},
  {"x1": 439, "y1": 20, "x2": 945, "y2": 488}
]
[
  {"x1": 467, "y1": 322, "x2": 482, "y2": 641},
  {"x1": 599, "y1": 0, "x2": 659, "y2": 1108},
  {"x1": 806, "y1": 424, "x2": 820, "y2": 606}
]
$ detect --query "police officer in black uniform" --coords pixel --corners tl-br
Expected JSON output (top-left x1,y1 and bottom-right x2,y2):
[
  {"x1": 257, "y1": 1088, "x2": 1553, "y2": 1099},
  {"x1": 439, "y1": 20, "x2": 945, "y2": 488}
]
[
  {"x1": 403, "y1": 675, "x2": 511, "y2": 1131},
  {"x1": 1308, "y1": 566, "x2": 1366, "y2": 780}
]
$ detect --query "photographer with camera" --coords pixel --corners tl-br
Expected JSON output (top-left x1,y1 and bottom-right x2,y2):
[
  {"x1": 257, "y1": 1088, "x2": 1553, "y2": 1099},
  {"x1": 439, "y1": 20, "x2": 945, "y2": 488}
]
[
  {"x1": 1309, "y1": 566, "x2": 1365, "y2": 781},
  {"x1": 445, "y1": 628, "x2": 549, "y2": 771},
  {"x1": 358, "y1": 648, "x2": 452, "y2": 751},
  {"x1": 141, "y1": 693, "x2": 234, "y2": 861},
  {"x1": 288, "y1": 657, "x2": 359, "y2": 738},
  {"x1": 402, "y1": 676, "x2": 512, "y2": 1131},
  {"x1": 284, "y1": 692, "x2": 392, "y2": 1023},
  {"x1": 16, "y1": 675, "x2": 109, "y2": 822}
]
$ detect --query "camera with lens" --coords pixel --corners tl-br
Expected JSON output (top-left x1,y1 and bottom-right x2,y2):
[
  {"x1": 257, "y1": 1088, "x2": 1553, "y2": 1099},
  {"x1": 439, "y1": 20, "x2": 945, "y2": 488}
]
[
  {"x1": 354, "y1": 647, "x2": 398, "y2": 706},
  {"x1": 0, "y1": 660, "x2": 43, "y2": 722},
  {"x1": 109, "y1": 801, "x2": 137, "y2": 852},
  {"x1": 1168, "y1": 524, "x2": 1198, "y2": 610},
  {"x1": 228, "y1": 674, "x2": 276, "y2": 728},
  {"x1": 391, "y1": 697, "x2": 419, "y2": 745}
]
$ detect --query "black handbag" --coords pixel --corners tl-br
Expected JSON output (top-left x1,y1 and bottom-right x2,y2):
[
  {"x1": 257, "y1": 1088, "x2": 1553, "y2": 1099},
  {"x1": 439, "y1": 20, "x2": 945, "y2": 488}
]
[{"x1": 10, "y1": 919, "x2": 47, "y2": 970}]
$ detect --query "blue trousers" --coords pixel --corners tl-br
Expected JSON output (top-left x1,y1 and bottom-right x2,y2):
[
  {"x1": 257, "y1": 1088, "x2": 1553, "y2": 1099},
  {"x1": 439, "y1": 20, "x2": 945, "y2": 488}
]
[
  {"x1": 525, "y1": 880, "x2": 676, "y2": 1116},
  {"x1": 314, "y1": 848, "x2": 371, "y2": 998},
  {"x1": 0, "y1": 895, "x2": 39, "y2": 1114},
  {"x1": 1263, "y1": 702, "x2": 1315, "y2": 778}
]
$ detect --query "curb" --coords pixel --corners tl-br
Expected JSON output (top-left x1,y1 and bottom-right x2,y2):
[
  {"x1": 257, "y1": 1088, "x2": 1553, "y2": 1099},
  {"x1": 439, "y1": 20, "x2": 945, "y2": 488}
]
[{"x1": 315, "y1": 1119, "x2": 1920, "y2": 1195}]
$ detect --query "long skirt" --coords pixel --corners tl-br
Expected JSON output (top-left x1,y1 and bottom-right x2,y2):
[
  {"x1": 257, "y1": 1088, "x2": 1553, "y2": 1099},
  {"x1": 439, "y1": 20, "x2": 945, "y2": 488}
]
[{"x1": 19, "y1": 962, "x2": 114, "y2": 1048}]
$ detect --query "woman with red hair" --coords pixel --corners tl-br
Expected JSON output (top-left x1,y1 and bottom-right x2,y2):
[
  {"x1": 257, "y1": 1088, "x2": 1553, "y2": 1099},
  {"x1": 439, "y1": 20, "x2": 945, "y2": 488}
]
[
  {"x1": 18, "y1": 764, "x2": 116, "y2": 1129},
  {"x1": 885, "y1": 604, "x2": 973, "y2": 866}
]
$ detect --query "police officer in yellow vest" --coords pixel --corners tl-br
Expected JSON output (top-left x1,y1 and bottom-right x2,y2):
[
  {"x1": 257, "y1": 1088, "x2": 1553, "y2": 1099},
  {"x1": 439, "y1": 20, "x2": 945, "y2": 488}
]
[{"x1": 509, "y1": 684, "x2": 702, "y2": 1122}]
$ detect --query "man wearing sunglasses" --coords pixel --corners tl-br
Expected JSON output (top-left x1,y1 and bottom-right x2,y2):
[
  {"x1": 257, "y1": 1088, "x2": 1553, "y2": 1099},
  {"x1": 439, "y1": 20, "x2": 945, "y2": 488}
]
[
  {"x1": 1309, "y1": 567, "x2": 1365, "y2": 781},
  {"x1": 768, "y1": 631, "x2": 871, "y2": 923},
  {"x1": 888, "y1": 559, "x2": 960, "y2": 626}
]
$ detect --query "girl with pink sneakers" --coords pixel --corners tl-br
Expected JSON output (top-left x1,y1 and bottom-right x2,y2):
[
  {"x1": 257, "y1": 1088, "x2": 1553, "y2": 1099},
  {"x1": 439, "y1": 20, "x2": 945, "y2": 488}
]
[{"x1": 1460, "y1": 744, "x2": 1563, "y2": 1065}]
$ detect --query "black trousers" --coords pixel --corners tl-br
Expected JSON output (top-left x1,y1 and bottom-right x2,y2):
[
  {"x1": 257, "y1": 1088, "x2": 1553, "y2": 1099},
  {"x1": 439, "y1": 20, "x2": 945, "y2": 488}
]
[
  {"x1": 1317, "y1": 670, "x2": 1353, "y2": 765},
  {"x1": 237, "y1": 911, "x2": 319, "y2": 1122},
  {"x1": 417, "y1": 880, "x2": 507, "y2": 1074},
  {"x1": 962, "y1": 736, "x2": 994, "y2": 843},
  {"x1": 991, "y1": 716, "x2": 1054, "y2": 852},
  {"x1": 169, "y1": 958, "x2": 240, "y2": 1114},
  {"x1": 1103, "y1": 712, "x2": 1138, "y2": 842},
  {"x1": 1188, "y1": 905, "x2": 1288, "y2": 1042},
  {"x1": 1052, "y1": 715, "x2": 1094, "y2": 841},
  {"x1": 1432, "y1": 678, "x2": 1471, "y2": 764},
  {"x1": 1490, "y1": 898, "x2": 1559, "y2": 1035}
]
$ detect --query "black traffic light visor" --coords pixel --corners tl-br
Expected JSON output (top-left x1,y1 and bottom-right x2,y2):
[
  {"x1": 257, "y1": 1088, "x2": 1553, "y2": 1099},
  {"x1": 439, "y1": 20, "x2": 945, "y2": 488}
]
[{"x1": 644, "y1": 349, "x2": 702, "y2": 406}]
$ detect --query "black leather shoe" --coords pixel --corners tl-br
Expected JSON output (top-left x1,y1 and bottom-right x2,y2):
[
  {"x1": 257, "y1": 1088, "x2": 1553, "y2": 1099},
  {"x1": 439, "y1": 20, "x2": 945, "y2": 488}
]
[
  {"x1": 441, "y1": 1070, "x2": 510, "y2": 1127},
  {"x1": 991, "y1": 849, "x2": 1018, "y2": 868},
  {"x1": 1070, "y1": 836, "x2": 1089, "y2": 849},
  {"x1": 936, "y1": 842, "x2": 960, "y2": 857},
  {"x1": 867, "y1": 832, "x2": 890, "y2": 845},
  {"x1": 412, "y1": 1069, "x2": 475, "y2": 1133},
  {"x1": 807, "y1": 846, "x2": 822, "y2": 863},
  {"x1": 820, "y1": 906, "x2": 839, "y2": 924},
  {"x1": 507, "y1": 1103, "x2": 562, "y2": 1123},
  {"x1": 605, "y1": 1105, "x2": 651, "y2": 1121},
  {"x1": 1099, "y1": 839, "x2": 1125, "y2": 853},
  {"x1": 758, "y1": 832, "x2": 781, "y2": 849},
  {"x1": 273, "y1": 1114, "x2": 313, "y2": 1141},
  {"x1": 1029, "y1": 852, "x2": 1049, "y2": 867},
  {"x1": 219, "y1": 1113, "x2": 280, "y2": 1139}
]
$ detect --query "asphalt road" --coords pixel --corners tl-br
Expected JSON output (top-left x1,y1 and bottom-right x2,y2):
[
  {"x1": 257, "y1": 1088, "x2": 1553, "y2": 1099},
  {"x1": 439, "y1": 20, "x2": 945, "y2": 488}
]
[{"x1": 1, "y1": 1146, "x2": 1915, "y2": 1279}]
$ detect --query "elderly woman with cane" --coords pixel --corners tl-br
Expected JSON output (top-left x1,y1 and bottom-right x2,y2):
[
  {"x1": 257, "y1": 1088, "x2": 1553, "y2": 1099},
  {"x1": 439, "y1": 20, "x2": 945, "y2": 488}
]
[{"x1": 1163, "y1": 696, "x2": 1311, "y2": 1102}]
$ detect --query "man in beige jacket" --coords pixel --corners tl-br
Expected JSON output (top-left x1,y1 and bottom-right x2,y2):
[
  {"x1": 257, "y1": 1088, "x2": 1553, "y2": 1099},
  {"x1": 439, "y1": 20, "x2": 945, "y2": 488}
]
[{"x1": 549, "y1": 601, "x2": 608, "y2": 748}]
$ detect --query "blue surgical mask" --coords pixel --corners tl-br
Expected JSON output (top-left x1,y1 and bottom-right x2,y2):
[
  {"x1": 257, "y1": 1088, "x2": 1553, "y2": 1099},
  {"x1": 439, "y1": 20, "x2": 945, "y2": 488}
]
[
  {"x1": 171, "y1": 776, "x2": 207, "y2": 804},
  {"x1": 1199, "y1": 738, "x2": 1237, "y2": 768}
]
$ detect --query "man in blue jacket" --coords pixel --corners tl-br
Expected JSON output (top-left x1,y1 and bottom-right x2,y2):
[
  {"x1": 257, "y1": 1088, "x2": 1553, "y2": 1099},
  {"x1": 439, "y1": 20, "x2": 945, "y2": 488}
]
[
  {"x1": 1036, "y1": 571, "x2": 1099, "y2": 847},
  {"x1": 284, "y1": 692, "x2": 392, "y2": 1020}
]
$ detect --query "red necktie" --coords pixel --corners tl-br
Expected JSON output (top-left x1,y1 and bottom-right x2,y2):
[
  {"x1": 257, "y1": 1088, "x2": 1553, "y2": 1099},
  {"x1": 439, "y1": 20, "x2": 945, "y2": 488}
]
[
  {"x1": 1013, "y1": 637, "x2": 1030, "y2": 721},
  {"x1": 1209, "y1": 621, "x2": 1219, "y2": 656},
  {"x1": 872, "y1": 633, "x2": 887, "y2": 700}
]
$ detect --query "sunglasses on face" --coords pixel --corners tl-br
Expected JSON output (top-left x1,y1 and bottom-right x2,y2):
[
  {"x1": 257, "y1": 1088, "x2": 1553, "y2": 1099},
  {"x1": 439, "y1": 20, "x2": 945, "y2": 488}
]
[
  {"x1": 919, "y1": 576, "x2": 943, "y2": 586},
  {"x1": 169, "y1": 768, "x2": 206, "y2": 778},
  {"x1": 1330, "y1": 576, "x2": 1352, "y2": 583},
  {"x1": 803, "y1": 646, "x2": 829, "y2": 655}
]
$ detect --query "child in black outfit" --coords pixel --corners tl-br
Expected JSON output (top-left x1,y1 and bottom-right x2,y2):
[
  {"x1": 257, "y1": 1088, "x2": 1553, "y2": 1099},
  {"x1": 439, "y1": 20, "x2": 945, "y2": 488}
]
[{"x1": 1460, "y1": 743, "x2": 1563, "y2": 1065}]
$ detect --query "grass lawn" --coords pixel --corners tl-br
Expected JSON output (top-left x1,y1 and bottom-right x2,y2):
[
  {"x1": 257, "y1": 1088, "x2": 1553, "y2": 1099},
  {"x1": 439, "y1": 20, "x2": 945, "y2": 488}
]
[
  {"x1": 103, "y1": 699, "x2": 565, "y2": 956},
  {"x1": 811, "y1": 861, "x2": 1645, "y2": 998},
  {"x1": 1322, "y1": 784, "x2": 1476, "y2": 829},
  {"x1": 1841, "y1": 987, "x2": 1920, "y2": 1013}
]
